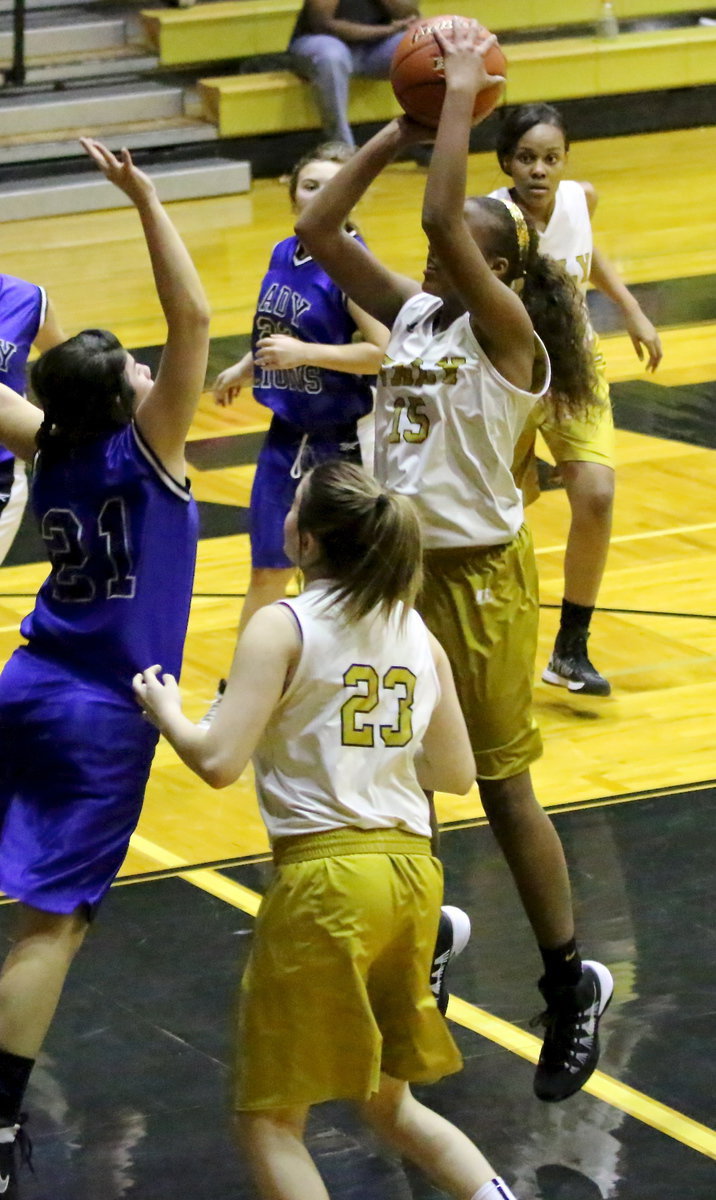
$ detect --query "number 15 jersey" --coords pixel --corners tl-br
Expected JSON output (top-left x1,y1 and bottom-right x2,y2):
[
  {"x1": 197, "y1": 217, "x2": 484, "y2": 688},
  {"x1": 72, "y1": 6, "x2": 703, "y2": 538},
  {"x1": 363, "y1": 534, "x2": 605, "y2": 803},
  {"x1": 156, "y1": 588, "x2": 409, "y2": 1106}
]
[
  {"x1": 252, "y1": 581, "x2": 438, "y2": 843},
  {"x1": 376, "y1": 292, "x2": 550, "y2": 549},
  {"x1": 21, "y1": 422, "x2": 198, "y2": 697}
]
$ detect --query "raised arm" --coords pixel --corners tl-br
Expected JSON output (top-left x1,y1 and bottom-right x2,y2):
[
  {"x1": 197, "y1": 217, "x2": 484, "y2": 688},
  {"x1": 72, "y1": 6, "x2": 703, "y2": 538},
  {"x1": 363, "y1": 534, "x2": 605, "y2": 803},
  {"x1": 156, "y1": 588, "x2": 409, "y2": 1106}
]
[
  {"x1": 33, "y1": 297, "x2": 66, "y2": 354},
  {"x1": 133, "y1": 604, "x2": 301, "y2": 789},
  {"x1": 80, "y1": 139, "x2": 211, "y2": 480},
  {"x1": 422, "y1": 23, "x2": 534, "y2": 381},
  {"x1": 295, "y1": 121, "x2": 422, "y2": 329}
]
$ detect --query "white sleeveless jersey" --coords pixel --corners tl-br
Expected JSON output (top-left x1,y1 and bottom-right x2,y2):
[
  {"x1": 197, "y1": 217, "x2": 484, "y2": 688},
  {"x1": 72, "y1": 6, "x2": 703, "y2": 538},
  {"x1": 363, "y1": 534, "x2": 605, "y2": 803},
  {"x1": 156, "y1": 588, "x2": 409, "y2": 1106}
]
[
  {"x1": 490, "y1": 180, "x2": 593, "y2": 294},
  {"x1": 375, "y1": 292, "x2": 550, "y2": 549},
  {"x1": 252, "y1": 582, "x2": 438, "y2": 842}
]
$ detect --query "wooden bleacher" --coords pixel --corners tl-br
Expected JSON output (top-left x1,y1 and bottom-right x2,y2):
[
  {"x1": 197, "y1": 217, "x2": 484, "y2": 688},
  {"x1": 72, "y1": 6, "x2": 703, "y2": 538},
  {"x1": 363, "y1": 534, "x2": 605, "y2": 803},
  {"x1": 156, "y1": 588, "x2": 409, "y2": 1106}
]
[
  {"x1": 138, "y1": 2, "x2": 716, "y2": 139},
  {"x1": 140, "y1": 0, "x2": 709, "y2": 65}
]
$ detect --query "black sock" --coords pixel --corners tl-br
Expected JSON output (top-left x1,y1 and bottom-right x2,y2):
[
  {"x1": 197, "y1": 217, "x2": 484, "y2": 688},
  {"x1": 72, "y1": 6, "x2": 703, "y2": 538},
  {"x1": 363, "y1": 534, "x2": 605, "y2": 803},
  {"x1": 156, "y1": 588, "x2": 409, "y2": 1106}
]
[
  {"x1": 559, "y1": 599, "x2": 594, "y2": 638},
  {"x1": 540, "y1": 939, "x2": 583, "y2": 989},
  {"x1": 0, "y1": 1050, "x2": 34, "y2": 1127}
]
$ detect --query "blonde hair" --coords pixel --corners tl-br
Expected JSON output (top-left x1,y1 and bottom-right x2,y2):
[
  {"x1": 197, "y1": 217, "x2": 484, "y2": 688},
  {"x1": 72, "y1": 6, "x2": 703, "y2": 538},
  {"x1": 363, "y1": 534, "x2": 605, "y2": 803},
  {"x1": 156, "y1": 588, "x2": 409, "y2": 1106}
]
[{"x1": 297, "y1": 461, "x2": 422, "y2": 622}]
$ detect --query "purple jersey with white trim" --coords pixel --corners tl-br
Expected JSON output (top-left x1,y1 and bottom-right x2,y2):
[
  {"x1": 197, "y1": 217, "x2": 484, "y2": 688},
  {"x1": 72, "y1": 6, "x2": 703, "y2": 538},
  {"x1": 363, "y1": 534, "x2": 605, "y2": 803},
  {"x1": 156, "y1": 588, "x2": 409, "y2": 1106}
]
[
  {"x1": 21, "y1": 422, "x2": 198, "y2": 697},
  {"x1": 0, "y1": 273, "x2": 47, "y2": 465},
  {"x1": 252, "y1": 235, "x2": 373, "y2": 431}
]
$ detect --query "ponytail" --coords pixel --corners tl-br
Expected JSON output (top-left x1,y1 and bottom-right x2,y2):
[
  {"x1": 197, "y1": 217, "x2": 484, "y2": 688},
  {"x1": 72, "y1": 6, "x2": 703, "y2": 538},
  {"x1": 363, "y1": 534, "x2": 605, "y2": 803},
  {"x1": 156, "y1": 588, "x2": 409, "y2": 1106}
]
[{"x1": 297, "y1": 460, "x2": 422, "y2": 622}]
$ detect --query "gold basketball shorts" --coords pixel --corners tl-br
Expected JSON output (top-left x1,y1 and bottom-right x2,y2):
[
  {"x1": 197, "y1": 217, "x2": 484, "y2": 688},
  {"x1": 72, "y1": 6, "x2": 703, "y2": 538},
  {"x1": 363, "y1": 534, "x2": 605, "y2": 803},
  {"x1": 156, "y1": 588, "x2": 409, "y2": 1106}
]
[
  {"x1": 513, "y1": 336, "x2": 614, "y2": 506},
  {"x1": 418, "y1": 524, "x2": 542, "y2": 780},
  {"x1": 233, "y1": 827, "x2": 463, "y2": 1111}
]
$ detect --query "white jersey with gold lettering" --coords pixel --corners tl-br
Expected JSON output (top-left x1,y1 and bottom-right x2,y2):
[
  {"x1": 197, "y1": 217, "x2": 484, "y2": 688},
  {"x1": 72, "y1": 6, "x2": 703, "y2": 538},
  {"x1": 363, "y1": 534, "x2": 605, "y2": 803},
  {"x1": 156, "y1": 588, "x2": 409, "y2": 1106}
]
[
  {"x1": 490, "y1": 180, "x2": 593, "y2": 295},
  {"x1": 375, "y1": 292, "x2": 550, "y2": 549},
  {"x1": 252, "y1": 582, "x2": 438, "y2": 842}
]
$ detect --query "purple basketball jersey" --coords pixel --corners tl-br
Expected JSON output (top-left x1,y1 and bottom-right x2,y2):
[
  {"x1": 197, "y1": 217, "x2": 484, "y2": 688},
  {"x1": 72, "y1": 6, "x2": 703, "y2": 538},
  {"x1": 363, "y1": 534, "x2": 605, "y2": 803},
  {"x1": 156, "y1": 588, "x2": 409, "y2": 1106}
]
[
  {"x1": 22, "y1": 422, "x2": 199, "y2": 696},
  {"x1": 252, "y1": 235, "x2": 373, "y2": 431},
  {"x1": 0, "y1": 273, "x2": 46, "y2": 466}
]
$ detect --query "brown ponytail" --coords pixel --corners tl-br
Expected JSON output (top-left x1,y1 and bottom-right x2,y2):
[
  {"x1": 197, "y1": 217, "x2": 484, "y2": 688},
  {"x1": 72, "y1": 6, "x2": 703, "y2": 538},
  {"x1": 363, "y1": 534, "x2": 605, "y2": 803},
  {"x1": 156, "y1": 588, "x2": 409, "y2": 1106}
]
[{"x1": 297, "y1": 461, "x2": 422, "y2": 622}]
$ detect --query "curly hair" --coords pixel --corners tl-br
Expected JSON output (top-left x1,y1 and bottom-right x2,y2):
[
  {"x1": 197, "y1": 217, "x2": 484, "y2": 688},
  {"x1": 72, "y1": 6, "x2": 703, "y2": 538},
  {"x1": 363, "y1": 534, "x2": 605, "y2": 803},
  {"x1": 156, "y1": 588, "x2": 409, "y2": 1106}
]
[
  {"x1": 31, "y1": 329, "x2": 135, "y2": 465},
  {"x1": 464, "y1": 196, "x2": 598, "y2": 421}
]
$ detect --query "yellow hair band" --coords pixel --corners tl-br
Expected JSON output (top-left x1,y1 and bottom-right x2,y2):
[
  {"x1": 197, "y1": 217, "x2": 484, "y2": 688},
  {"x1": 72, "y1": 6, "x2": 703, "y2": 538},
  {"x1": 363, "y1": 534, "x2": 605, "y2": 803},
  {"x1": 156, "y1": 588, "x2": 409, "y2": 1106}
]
[{"x1": 499, "y1": 198, "x2": 531, "y2": 272}]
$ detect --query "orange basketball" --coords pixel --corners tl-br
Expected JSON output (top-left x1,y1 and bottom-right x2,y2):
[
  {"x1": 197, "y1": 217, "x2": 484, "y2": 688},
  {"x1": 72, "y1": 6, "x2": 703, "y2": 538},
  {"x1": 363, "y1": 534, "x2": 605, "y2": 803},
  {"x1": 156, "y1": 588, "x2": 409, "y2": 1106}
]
[{"x1": 390, "y1": 15, "x2": 506, "y2": 128}]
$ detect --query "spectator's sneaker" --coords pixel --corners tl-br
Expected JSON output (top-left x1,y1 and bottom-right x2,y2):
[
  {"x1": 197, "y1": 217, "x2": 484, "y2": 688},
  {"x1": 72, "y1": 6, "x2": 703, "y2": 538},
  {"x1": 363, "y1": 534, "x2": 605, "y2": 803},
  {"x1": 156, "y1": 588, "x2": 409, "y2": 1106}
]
[
  {"x1": 197, "y1": 678, "x2": 226, "y2": 729},
  {"x1": 0, "y1": 1116, "x2": 32, "y2": 1197},
  {"x1": 430, "y1": 906, "x2": 471, "y2": 1015},
  {"x1": 533, "y1": 961, "x2": 614, "y2": 1102},
  {"x1": 542, "y1": 631, "x2": 611, "y2": 696}
]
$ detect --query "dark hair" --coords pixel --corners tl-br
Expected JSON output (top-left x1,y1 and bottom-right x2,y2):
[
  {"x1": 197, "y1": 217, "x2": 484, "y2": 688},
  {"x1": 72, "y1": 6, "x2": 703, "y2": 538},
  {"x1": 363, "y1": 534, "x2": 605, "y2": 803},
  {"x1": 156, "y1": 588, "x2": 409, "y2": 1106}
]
[
  {"x1": 288, "y1": 141, "x2": 355, "y2": 206},
  {"x1": 495, "y1": 103, "x2": 569, "y2": 173},
  {"x1": 297, "y1": 460, "x2": 422, "y2": 622},
  {"x1": 464, "y1": 196, "x2": 597, "y2": 419},
  {"x1": 31, "y1": 329, "x2": 135, "y2": 463}
]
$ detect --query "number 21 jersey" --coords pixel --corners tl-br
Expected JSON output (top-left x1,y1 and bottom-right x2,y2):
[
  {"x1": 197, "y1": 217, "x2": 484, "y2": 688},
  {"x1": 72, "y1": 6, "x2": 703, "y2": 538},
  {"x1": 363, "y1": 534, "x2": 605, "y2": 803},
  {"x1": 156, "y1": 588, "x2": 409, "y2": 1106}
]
[{"x1": 21, "y1": 422, "x2": 198, "y2": 696}]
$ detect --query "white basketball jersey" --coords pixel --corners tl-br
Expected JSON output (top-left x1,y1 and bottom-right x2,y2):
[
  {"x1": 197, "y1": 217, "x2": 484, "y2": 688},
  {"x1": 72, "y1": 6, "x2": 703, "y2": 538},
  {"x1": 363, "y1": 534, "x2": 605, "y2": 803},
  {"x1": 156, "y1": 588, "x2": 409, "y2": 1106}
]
[
  {"x1": 375, "y1": 292, "x2": 550, "y2": 549},
  {"x1": 252, "y1": 583, "x2": 438, "y2": 842},
  {"x1": 490, "y1": 180, "x2": 593, "y2": 294}
]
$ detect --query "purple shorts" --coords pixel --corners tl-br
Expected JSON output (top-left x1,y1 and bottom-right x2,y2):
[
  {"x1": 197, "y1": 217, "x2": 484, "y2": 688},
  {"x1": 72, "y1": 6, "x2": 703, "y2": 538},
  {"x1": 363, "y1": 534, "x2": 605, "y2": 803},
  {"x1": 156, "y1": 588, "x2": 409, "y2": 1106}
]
[
  {"x1": 250, "y1": 416, "x2": 362, "y2": 569},
  {"x1": 0, "y1": 647, "x2": 158, "y2": 915}
]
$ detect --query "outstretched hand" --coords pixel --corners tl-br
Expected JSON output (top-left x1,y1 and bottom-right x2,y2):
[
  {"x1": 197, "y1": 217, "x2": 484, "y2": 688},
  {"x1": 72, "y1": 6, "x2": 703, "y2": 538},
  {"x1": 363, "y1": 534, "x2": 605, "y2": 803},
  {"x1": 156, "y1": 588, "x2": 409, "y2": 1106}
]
[
  {"x1": 625, "y1": 309, "x2": 662, "y2": 372},
  {"x1": 434, "y1": 18, "x2": 505, "y2": 97},
  {"x1": 133, "y1": 664, "x2": 182, "y2": 731},
  {"x1": 80, "y1": 138, "x2": 158, "y2": 207}
]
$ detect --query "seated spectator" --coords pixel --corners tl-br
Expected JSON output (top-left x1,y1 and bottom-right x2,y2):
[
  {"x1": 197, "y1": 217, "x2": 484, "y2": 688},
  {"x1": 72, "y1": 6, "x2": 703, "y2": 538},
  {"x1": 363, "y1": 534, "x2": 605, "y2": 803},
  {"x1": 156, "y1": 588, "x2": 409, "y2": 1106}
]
[{"x1": 289, "y1": 0, "x2": 420, "y2": 149}]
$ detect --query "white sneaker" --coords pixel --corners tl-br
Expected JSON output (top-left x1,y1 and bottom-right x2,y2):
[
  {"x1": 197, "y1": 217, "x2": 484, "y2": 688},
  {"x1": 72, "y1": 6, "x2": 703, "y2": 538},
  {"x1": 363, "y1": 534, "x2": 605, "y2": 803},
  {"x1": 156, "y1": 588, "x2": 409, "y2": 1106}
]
[{"x1": 197, "y1": 679, "x2": 226, "y2": 729}]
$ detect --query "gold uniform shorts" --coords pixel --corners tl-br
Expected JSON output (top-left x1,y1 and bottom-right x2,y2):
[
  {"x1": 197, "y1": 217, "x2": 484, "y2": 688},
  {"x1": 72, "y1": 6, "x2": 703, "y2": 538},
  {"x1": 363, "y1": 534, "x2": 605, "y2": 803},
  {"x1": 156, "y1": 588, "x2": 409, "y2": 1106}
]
[
  {"x1": 233, "y1": 828, "x2": 463, "y2": 1112},
  {"x1": 418, "y1": 523, "x2": 542, "y2": 781},
  {"x1": 513, "y1": 335, "x2": 614, "y2": 506}
]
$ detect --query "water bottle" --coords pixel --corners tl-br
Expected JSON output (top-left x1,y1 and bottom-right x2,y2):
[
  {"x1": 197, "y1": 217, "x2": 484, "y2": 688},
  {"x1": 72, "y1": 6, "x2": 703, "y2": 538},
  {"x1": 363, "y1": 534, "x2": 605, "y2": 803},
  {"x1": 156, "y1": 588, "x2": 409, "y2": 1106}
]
[{"x1": 597, "y1": 1, "x2": 619, "y2": 37}]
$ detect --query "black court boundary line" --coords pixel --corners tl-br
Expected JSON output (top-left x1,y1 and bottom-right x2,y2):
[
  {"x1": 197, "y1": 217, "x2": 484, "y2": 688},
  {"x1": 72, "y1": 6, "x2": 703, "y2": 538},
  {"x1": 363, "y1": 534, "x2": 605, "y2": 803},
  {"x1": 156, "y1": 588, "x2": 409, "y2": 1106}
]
[
  {"x1": 439, "y1": 778, "x2": 716, "y2": 832},
  {"x1": 1, "y1": 593, "x2": 716, "y2": 621},
  {"x1": 540, "y1": 603, "x2": 716, "y2": 620},
  {"x1": 1, "y1": 778, "x2": 713, "y2": 905}
]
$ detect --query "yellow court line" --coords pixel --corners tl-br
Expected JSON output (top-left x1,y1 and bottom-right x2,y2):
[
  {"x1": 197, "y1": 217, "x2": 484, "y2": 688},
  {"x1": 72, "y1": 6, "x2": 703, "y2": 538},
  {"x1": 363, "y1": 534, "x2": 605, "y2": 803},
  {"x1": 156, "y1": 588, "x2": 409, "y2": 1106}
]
[
  {"x1": 129, "y1": 832, "x2": 261, "y2": 916},
  {"x1": 131, "y1": 831, "x2": 716, "y2": 1162},
  {"x1": 534, "y1": 519, "x2": 716, "y2": 557},
  {"x1": 446, "y1": 997, "x2": 716, "y2": 1161}
]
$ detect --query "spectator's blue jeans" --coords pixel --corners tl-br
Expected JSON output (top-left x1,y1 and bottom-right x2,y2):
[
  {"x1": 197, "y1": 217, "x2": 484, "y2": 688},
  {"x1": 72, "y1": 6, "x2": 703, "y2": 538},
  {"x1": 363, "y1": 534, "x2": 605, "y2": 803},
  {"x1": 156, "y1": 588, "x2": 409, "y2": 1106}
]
[{"x1": 289, "y1": 31, "x2": 405, "y2": 146}]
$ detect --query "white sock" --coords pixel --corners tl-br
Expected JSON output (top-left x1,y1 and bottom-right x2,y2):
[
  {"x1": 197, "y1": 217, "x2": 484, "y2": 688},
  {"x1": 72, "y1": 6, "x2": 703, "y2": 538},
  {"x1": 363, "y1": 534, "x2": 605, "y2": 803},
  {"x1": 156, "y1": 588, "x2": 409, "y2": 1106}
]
[{"x1": 471, "y1": 1178, "x2": 518, "y2": 1200}]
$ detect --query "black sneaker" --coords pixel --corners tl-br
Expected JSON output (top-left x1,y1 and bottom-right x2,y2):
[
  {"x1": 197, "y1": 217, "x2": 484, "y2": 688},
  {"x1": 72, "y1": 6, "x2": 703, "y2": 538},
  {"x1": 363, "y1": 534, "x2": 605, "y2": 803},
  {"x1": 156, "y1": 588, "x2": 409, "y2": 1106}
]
[
  {"x1": 197, "y1": 678, "x2": 226, "y2": 729},
  {"x1": 430, "y1": 906, "x2": 471, "y2": 1015},
  {"x1": 533, "y1": 960, "x2": 614, "y2": 1102},
  {"x1": 542, "y1": 631, "x2": 611, "y2": 696},
  {"x1": 0, "y1": 1116, "x2": 32, "y2": 1197}
]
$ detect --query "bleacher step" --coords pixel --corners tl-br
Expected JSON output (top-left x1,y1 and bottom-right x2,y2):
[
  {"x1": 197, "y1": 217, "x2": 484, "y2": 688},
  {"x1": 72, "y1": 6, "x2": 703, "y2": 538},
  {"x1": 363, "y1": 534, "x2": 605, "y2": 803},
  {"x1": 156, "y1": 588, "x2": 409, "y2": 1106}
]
[
  {"x1": 3, "y1": 48, "x2": 159, "y2": 85},
  {"x1": 0, "y1": 17, "x2": 130, "y2": 60},
  {"x1": 0, "y1": 115, "x2": 217, "y2": 165},
  {"x1": 0, "y1": 80, "x2": 188, "y2": 135},
  {"x1": 0, "y1": 156, "x2": 250, "y2": 220}
]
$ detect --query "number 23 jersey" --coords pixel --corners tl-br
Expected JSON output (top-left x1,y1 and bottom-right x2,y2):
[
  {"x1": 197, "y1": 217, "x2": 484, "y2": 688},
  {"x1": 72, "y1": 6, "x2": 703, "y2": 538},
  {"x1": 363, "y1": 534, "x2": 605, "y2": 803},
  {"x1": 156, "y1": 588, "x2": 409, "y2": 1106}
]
[
  {"x1": 252, "y1": 582, "x2": 438, "y2": 842},
  {"x1": 21, "y1": 422, "x2": 198, "y2": 696}
]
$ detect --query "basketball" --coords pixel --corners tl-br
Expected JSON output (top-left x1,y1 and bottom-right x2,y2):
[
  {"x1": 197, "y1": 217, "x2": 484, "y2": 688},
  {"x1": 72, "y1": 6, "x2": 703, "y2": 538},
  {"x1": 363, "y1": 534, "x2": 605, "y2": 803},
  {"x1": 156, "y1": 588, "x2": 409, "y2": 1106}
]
[{"x1": 390, "y1": 15, "x2": 506, "y2": 128}]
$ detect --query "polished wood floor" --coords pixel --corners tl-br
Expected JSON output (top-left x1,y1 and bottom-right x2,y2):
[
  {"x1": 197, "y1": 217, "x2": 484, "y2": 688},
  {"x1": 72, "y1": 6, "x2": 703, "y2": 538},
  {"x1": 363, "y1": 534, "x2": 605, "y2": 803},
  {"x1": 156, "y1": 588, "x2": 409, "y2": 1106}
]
[{"x1": 0, "y1": 126, "x2": 715, "y2": 873}]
